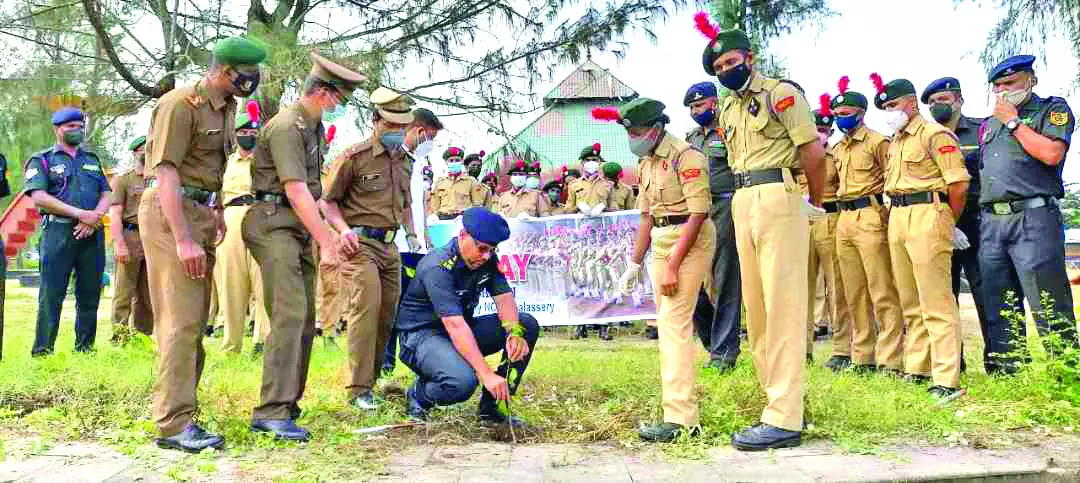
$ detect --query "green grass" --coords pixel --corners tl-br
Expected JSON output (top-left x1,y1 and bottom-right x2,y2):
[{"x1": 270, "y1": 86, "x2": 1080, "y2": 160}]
[{"x1": 0, "y1": 281, "x2": 1078, "y2": 481}]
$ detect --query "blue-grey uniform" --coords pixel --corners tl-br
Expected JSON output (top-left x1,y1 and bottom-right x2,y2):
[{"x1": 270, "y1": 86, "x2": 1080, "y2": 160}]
[
  {"x1": 24, "y1": 109, "x2": 110, "y2": 356},
  {"x1": 683, "y1": 82, "x2": 742, "y2": 367},
  {"x1": 978, "y1": 55, "x2": 1079, "y2": 372},
  {"x1": 396, "y1": 214, "x2": 540, "y2": 415}
]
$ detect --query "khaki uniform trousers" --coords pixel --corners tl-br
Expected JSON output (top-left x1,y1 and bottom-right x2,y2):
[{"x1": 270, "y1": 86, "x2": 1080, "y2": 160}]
[
  {"x1": 138, "y1": 189, "x2": 217, "y2": 437},
  {"x1": 316, "y1": 238, "x2": 344, "y2": 333},
  {"x1": 112, "y1": 227, "x2": 153, "y2": 335},
  {"x1": 806, "y1": 213, "x2": 851, "y2": 356},
  {"x1": 650, "y1": 220, "x2": 715, "y2": 427},
  {"x1": 340, "y1": 237, "x2": 401, "y2": 396},
  {"x1": 242, "y1": 203, "x2": 318, "y2": 420},
  {"x1": 214, "y1": 205, "x2": 270, "y2": 352},
  {"x1": 836, "y1": 205, "x2": 905, "y2": 369},
  {"x1": 887, "y1": 202, "x2": 961, "y2": 388},
  {"x1": 732, "y1": 180, "x2": 808, "y2": 432}
]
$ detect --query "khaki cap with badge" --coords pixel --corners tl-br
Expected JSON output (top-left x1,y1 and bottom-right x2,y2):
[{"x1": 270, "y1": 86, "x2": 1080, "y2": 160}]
[
  {"x1": 370, "y1": 87, "x2": 415, "y2": 124},
  {"x1": 309, "y1": 52, "x2": 367, "y2": 96}
]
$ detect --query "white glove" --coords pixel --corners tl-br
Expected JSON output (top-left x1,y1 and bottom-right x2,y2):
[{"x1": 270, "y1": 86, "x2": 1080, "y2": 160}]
[
  {"x1": 618, "y1": 262, "x2": 642, "y2": 296},
  {"x1": 577, "y1": 202, "x2": 592, "y2": 215},
  {"x1": 426, "y1": 214, "x2": 439, "y2": 225},
  {"x1": 406, "y1": 234, "x2": 422, "y2": 252},
  {"x1": 801, "y1": 197, "x2": 827, "y2": 221},
  {"x1": 953, "y1": 227, "x2": 970, "y2": 250},
  {"x1": 516, "y1": 212, "x2": 532, "y2": 221},
  {"x1": 590, "y1": 203, "x2": 605, "y2": 216}
]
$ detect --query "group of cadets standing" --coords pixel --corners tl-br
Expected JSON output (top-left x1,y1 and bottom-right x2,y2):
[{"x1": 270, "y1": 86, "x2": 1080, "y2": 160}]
[{"x1": 15, "y1": 11, "x2": 1079, "y2": 456}]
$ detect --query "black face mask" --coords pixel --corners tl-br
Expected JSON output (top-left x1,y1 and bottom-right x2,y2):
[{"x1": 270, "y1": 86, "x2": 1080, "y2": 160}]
[
  {"x1": 716, "y1": 62, "x2": 751, "y2": 91},
  {"x1": 237, "y1": 135, "x2": 256, "y2": 150},
  {"x1": 468, "y1": 166, "x2": 482, "y2": 178},
  {"x1": 929, "y1": 103, "x2": 954, "y2": 124},
  {"x1": 230, "y1": 68, "x2": 261, "y2": 97}
]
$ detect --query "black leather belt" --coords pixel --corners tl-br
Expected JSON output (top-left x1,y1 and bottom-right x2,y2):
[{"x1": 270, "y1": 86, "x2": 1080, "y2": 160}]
[
  {"x1": 733, "y1": 168, "x2": 784, "y2": 189},
  {"x1": 652, "y1": 214, "x2": 689, "y2": 228},
  {"x1": 890, "y1": 191, "x2": 945, "y2": 207},
  {"x1": 43, "y1": 214, "x2": 74, "y2": 224},
  {"x1": 146, "y1": 178, "x2": 218, "y2": 207},
  {"x1": 122, "y1": 222, "x2": 139, "y2": 231},
  {"x1": 982, "y1": 196, "x2": 1055, "y2": 216},
  {"x1": 226, "y1": 194, "x2": 256, "y2": 207},
  {"x1": 837, "y1": 194, "x2": 884, "y2": 212},
  {"x1": 256, "y1": 192, "x2": 290, "y2": 208},
  {"x1": 822, "y1": 201, "x2": 839, "y2": 214},
  {"x1": 351, "y1": 225, "x2": 397, "y2": 244},
  {"x1": 437, "y1": 212, "x2": 462, "y2": 220}
]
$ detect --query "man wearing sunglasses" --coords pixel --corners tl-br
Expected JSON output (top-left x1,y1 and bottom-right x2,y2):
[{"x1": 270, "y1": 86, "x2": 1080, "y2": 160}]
[{"x1": 396, "y1": 207, "x2": 540, "y2": 428}]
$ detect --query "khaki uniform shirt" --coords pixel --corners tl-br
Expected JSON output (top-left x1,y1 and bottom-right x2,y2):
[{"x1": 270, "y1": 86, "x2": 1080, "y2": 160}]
[
  {"x1": 564, "y1": 176, "x2": 615, "y2": 211},
  {"x1": 885, "y1": 114, "x2": 970, "y2": 194},
  {"x1": 834, "y1": 125, "x2": 890, "y2": 200},
  {"x1": 610, "y1": 180, "x2": 637, "y2": 210},
  {"x1": 637, "y1": 133, "x2": 711, "y2": 216},
  {"x1": 110, "y1": 169, "x2": 145, "y2": 224},
  {"x1": 496, "y1": 188, "x2": 550, "y2": 218},
  {"x1": 222, "y1": 151, "x2": 255, "y2": 205},
  {"x1": 428, "y1": 175, "x2": 487, "y2": 216},
  {"x1": 145, "y1": 81, "x2": 236, "y2": 192},
  {"x1": 716, "y1": 72, "x2": 817, "y2": 172},
  {"x1": 796, "y1": 147, "x2": 840, "y2": 202},
  {"x1": 252, "y1": 103, "x2": 324, "y2": 198},
  {"x1": 323, "y1": 137, "x2": 409, "y2": 229}
]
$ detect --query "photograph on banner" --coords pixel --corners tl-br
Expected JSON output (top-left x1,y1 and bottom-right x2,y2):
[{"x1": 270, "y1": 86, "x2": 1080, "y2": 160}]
[{"x1": 427, "y1": 210, "x2": 657, "y2": 326}]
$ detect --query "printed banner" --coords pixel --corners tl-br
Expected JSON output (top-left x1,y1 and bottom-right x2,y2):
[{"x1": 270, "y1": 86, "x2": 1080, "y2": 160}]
[{"x1": 427, "y1": 210, "x2": 657, "y2": 326}]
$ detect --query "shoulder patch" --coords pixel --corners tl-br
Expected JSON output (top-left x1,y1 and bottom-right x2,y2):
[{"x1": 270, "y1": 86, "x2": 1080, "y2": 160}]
[
  {"x1": 681, "y1": 168, "x2": 702, "y2": 180},
  {"x1": 24, "y1": 168, "x2": 39, "y2": 180},
  {"x1": 440, "y1": 256, "x2": 457, "y2": 270},
  {"x1": 938, "y1": 145, "x2": 958, "y2": 154},
  {"x1": 774, "y1": 96, "x2": 796, "y2": 112},
  {"x1": 1049, "y1": 112, "x2": 1070, "y2": 126},
  {"x1": 184, "y1": 95, "x2": 206, "y2": 109}
]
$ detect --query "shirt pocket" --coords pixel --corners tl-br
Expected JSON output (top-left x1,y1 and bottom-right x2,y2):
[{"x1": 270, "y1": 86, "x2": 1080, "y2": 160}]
[
  {"x1": 357, "y1": 170, "x2": 387, "y2": 191},
  {"x1": 656, "y1": 172, "x2": 683, "y2": 205},
  {"x1": 749, "y1": 105, "x2": 786, "y2": 140},
  {"x1": 901, "y1": 146, "x2": 939, "y2": 180}
]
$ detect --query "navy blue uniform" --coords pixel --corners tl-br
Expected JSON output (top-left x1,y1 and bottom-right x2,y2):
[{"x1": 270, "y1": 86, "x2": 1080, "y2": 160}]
[
  {"x1": 686, "y1": 125, "x2": 741, "y2": 364},
  {"x1": 24, "y1": 146, "x2": 110, "y2": 355},
  {"x1": 381, "y1": 252, "x2": 424, "y2": 374},
  {"x1": 978, "y1": 94, "x2": 1079, "y2": 371},
  {"x1": 397, "y1": 239, "x2": 539, "y2": 411}
]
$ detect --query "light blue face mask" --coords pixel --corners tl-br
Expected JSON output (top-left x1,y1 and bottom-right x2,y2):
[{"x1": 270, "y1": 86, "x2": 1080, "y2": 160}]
[
  {"x1": 323, "y1": 102, "x2": 347, "y2": 123},
  {"x1": 526, "y1": 177, "x2": 540, "y2": 190},
  {"x1": 447, "y1": 162, "x2": 464, "y2": 174},
  {"x1": 380, "y1": 129, "x2": 405, "y2": 150}
]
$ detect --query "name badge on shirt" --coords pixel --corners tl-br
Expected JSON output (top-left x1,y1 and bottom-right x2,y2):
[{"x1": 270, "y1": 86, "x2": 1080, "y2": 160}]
[
  {"x1": 81, "y1": 164, "x2": 101, "y2": 172},
  {"x1": 205, "y1": 129, "x2": 222, "y2": 136}
]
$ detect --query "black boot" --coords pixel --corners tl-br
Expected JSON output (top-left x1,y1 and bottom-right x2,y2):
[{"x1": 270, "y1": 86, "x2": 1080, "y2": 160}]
[
  {"x1": 573, "y1": 325, "x2": 588, "y2": 340},
  {"x1": 598, "y1": 325, "x2": 613, "y2": 341},
  {"x1": 644, "y1": 326, "x2": 658, "y2": 340}
]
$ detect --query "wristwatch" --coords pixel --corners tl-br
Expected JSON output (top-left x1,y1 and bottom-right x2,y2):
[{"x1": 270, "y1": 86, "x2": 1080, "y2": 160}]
[{"x1": 1006, "y1": 117, "x2": 1021, "y2": 132}]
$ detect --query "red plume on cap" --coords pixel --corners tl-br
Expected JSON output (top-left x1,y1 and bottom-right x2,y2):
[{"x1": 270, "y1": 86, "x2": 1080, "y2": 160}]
[
  {"x1": 245, "y1": 100, "x2": 260, "y2": 124},
  {"x1": 325, "y1": 124, "x2": 337, "y2": 144},
  {"x1": 593, "y1": 143, "x2": 601, "y2": 153},
  {"x1": 693, "y1": 11, "x2": 720, "y2": 40},
  {"x1": 870, "y1": 73, "x2": 885, "y2": 95},
  {"x1": 531, "y1": 162, "x2": 540, "y2": 170},
  {"x1": 591, "y1": 107, "x2": 622, "y2": 122},
  {"x1": 514, "y1": 160, "x2": 526, "y2": 170},
  {"x1": 561, "y1": 165, "x2": 568, "y2": 173},
  {"x1": 478, "y1": 150, "x2": 486, "y2": 157},
  {"x1": 837, "y1": 76, "x2": 850, "y2": 95},
  {"x1": 451, "y1": 147, "x2": 461, "y2": 156},
  {"x1": 818, "y1": 94, "x2": 833, "y2": 116}
]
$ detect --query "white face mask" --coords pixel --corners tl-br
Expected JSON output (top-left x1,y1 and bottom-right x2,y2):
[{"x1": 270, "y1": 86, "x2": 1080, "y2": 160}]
[
  {"x1": 510, "y1": 175, "x2": 526, "y2": 188},
  {"x1": 413, "y1": 140, "x2": 435, "y2": 159},
  {"x1": 884, "y1": 109, "x2": 910, "y2": 132},
  {"x1": 1003, "y1": 88, "x2": 1032, "y2": 107},
  {"x1": 583, "y1": 161, "x2": 600, "y2": 175}
]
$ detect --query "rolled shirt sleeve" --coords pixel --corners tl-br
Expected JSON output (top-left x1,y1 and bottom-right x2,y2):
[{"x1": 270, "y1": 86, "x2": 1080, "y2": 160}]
[
  {"x1": 928, "y1": 132, "x2": 971, "y2": 186},
  {"x1": 267, "y1": 123, "x2": 309, "y2": 187},
  {"x1": 22, "y1": 155, "x2": 48, "y2": 194},
  {"x1": 1040, "y1": 99, "x2": 1074, "y2": 147},
  {"x1": 147, "y1": 98, "x2": 194, "y2": 172},
  {"x1": 772, "y1": 83, "x2": 818, "y2": 147},
  {"x1": 677, "y1": 149, "x2": 711, "y2": 214}
]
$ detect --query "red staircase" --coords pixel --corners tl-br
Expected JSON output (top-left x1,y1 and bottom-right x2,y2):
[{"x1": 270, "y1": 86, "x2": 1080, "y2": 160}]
[{"x1": 0, "y1": 193, "x2": 42, "y2": 257}]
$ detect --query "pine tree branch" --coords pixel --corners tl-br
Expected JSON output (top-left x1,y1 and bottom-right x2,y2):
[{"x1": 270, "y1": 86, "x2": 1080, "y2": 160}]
[{"x1": 82, "y1": 0, "x2": 168, "y2": 97}]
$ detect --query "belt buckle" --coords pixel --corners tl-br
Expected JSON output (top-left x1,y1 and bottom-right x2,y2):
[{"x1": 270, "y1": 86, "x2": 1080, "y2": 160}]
[
  {"x1": 384, "y1": 230, "x2": 396, "y2": 244},
  {"x1": 991, "y1": 202, "x2": 1012, "y2": 216},
  {"x1": 655, "y1": 217, "x2": 668, "y2": 227},
  {"x1": 207, "y1": 192, "x2": 218, "y2": 208},
  {"x1": 734, "y1": 172, "x2": 750, "y2": 189}
]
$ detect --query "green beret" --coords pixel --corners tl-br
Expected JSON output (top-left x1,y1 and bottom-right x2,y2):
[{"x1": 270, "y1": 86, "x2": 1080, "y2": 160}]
[
  {"x1": 831, "y1": 91, "x2": 868, "y2": 110},
  {"x1": 579, "y1": 143, "x2": 602, "y2": 160},
  {"x1": 874, "y1": 79, "x2": 917, "y2": 110},
  {"x1": 212, "y1": 37, "x2": 267, "y2": 66},
  {"x1": 602, "y1": 161, "x2": 622, "y2": 178},
  {"x1": 128, "y1": 136, "x2": 146, "y2": 151},
  {"x1": 619, "y1": 98, "x2": 668, "y2": 129},
  {"x1": 235, "y1": 112, "x2": 258, "y2": 130},
  {"x1": 702, "y1": 29, "x2": 752, "y2": 76}
]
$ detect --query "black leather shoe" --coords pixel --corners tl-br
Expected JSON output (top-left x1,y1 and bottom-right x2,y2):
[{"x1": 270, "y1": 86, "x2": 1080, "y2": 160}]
[
  {"x1": 903, "y1": 373, "x2": 931, "y2": 385},
  {"x1": 598, "y1": 326, "x2": 613, "y2": 341},
  {"x1": 707, "y1": 359, "x2": 737, "y2": 374},
  {"x1": 644, "y1": 326, "x2": 658, "y2": 340},
  {"x1": 406, "y1": 386, "x2": 430, "y2": 422},
  {"x1": 573, "y1": 325, "x2": 588, "y2": 339},
  {"x1": 814, "y1": 325, "x2": 829, "y2": 340},
  {"x1": 824, "y1": 355, "x2": 852, "y2": 372},
  {"x1": 639, "y1": 422, "x2": 697, "y2": 443},
  {"x1": 155, "y1": 424, "x2": 225, "y2": 453},
  {"x1": 928, "y1": 385, "x2": 964, "y2": 404},
  {"x1": 289, "y1": 403, "x2": 302, "y2": 421},
  {"x1": 252, "y1": 419, "x2": 310, "y2": 442},
  {"x1": 732, "y1": 423, "x2": 801, "y2": 451}
]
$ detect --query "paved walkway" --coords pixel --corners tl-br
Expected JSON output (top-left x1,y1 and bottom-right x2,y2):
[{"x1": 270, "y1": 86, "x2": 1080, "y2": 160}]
[{"x1": 2, "y1": 437, "x2": 1079, "y2": 482}]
